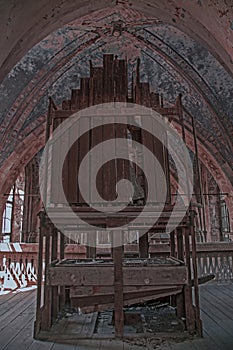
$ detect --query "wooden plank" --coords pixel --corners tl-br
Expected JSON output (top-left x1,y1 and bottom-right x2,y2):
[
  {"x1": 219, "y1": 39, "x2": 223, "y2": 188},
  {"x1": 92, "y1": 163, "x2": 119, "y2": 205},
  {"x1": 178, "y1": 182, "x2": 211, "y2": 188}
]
[
  {"x1": 78, "y1": 116, "x2": 90, "y2": 204},
  {"x1": 114, "y1": 58, "x2": 127, "y2": 102},
  {"x1": 150, "y1": 92, "x2": 160, "y2": 107},
  {"x1": 1, "y1": 282, "x2": 233, "y2": 348},
  {"x1": 51, "y1": 343, "x2": 76, "y2": 350},
  {"x1": 49, "y1": 265, "x2": 114, "y2": 286},
  {"x1": 139, "y1": 232, "x2": 149, "y2": 258},
  {"x1": 70, "y1": 287, "x2": 182, "y2": 309},
  {"x1": 54, "y1": 110, "x2": 74, "y2": 119},
  {"x1": 71, "y1": 89, "x2": 80, "y2": 110},
  {"x1": 62, "y1": 100, "x2": 71, "y2": 110},
  {"x1": 102, "y1": 121, "x2": 116, "y2": 203},
  {"x1": 134, "y1": 58, "x2": 141, "y2": 105},
  {"x1": 103, "y1": 54, "x2": 114, "y2": 103},
  {"x1": 113, "y1": 231, "x2": 124, "y2": 338},
  {"x1": 115, "y1": 120, "x2": 129, "y2": 204},
  {"x1": 123, "y1": 266, "x2": 187, "y2": 286},
  {"x1": 0, "y1": 294, "x2": 35, "y2": 349},
  {"x1": 51, "y1": 116, "x2": 62, "y2": 203},
  {"x1": 0, "y1": 291, "x2": 35, "y2": 328},
  {"x1": 200, "y1": 301, "x2": 233, "y2": 349},
  {"x1": 90, "y1": 120, "x2": 103, "y2": 205},
  {"x1": 140, "y1": 82, "x2": 151, "y2": 107},
  {"x1": 70, "y1": 284, "x2": 183, "y2": 296},
  {"x1": 177, "y1": 228, "x2": 184, "y2": 261},
  {"x1": 141, "y1": 120, "x2": 158, "y2": 204},
  {"x1": 67, "y1": 125, "x2": 79, "y2": 204},
  {"x1": 41, "y1": 229, "x2": 52, "y2": 330},
  {"x1": 90, "y1": 66, "x2": 103, "y2": 105},
  {"x1": 190, "y1": 210, "x2": 202, "y2": 335},
  {"x1": 2, "y1": 314, "x2": 34, "y2": 350},
  {"x1": 61, "y1": 120, "x2": 70, "y2": 204},
  {"x1": 152, "y1": 113, "x2": 168, "y2": 204},
  {"x1": 0, "y1": 291, "x2": 28, "y2": 316},
  {"x1": 48, "y1": 265, "x2": 187, "y2": 286},
  {"x1": 79, "y1": 78, "x2": 90, "y2": 109},
  {"x1": 27, "y1": 340, "x2": 54, "y2": 350}
]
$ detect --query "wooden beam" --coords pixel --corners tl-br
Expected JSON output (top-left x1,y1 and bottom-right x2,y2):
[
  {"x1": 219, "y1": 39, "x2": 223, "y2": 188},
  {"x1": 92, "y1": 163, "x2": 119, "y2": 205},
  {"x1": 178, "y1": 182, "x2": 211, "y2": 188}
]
[{"x1": 113, "y1": 230, "x2": 124, "y2": 338}]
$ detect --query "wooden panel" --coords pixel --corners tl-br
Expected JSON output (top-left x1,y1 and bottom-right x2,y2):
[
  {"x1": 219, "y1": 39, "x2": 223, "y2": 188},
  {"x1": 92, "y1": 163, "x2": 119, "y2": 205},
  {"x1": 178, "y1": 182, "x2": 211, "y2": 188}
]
[
  {"x1": 114, "y1": 58, "x2": 127, "y2": 102},
  {"x1": 70, "y1": 287, "x2": 182, "y2": 309},
  {"x1": 141, "y1": 121, "x2": 157, "y2": 203},
  {"x1": 115, "y1": 121, "x2": 129, "y2": 204},
  {"x1": 113, "y1": 232, "x2": 124, "y2": 337},
  {"x1": 90, "y1": 124, "x2": 103, "y2": 204},
  {"x1": 139, "y1": 232, "x2": 149, "y2": 258},
  {"x1": 102, "y1": 122, "x2": 116, "y2": 202},
  {"x1": 67, "y1": 126, "x2": 79, "y2": 204},
  {"x1": 78, "y1": 117, "x2": 90, "y2": 204},
  {"x1": 71, "y1": 89, "x2": 80, "y2": 110},
  {"x1": 49, "y1": 265, "x2": 115, "y2": 286},
  {"x1": 150, "y1": 92, "x2": 160, "y2": 107},
  {"x1": 54, "y1": 110, "x2": 74, "y2": 119},
  {"x1": 48, "y1": 265, "x2": 187, "y2": 286},
  {"x1": 123, "y1": 266, "x2": 187, "y2": 286},
  {"x1": 79, "y1": 77, "x2": 90, "y2": 109},
  {"x1": 70, "y1": 284, "x2": 183, "y2": 297},
  {"x1": 90, "y1": 66, "x2": 104, "y2": 203},
  {"x1": 152, "y1": 123, "x2": 168, "y2": 204},
  {"x1": 62, "y1": 100, "x2": 71, "y2": 110},
  {"x1": 140, "y1": 82, "x2": 151, "y2": 107},
  {"x1": 90, "y1": 66, "x2": 103, "y2": 105},
  {"x1": 51, "y1": 116, "x2": 62, "y2": 204},
  {"x1": 61, "y1": 123, "x2": 70, "y2": 204},
  {"x1": 103, "y1": 54, "x2": 114, "y2": 102}
]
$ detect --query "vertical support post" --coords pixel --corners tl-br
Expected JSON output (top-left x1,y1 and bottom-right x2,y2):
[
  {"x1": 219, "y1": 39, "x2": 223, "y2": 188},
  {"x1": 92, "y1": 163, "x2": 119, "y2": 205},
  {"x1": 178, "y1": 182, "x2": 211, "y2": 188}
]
[
  {"x1": 10, "y1": 184, "x2": 16, "y2": 241},
  {"x1": 191, "y1": 116, "x2": 207, "y2": 241},
  {"x1": 190, "y1": 209, "x2": 202, "y2": 336},
  {"x1": 86, "y1": 232, "x2": 96, "y2": 259},
  {"x1": 51, "y1": 226, "x2": 59, "y2": 323},
  {"x1": 34, "y1": 211, "x2": 45, "y2": 337},
  {"x1": 41, "y1": 221, "x2": 52, "y2": 330},
  {"x1": 60, "y1": 230, "x2": 65, "y2": 260},
  {"x1": 139, "y1": 231, "x2": 149, "y2": 258},
  {"x1": 175, "y1": 227, "x2": 185, "y2": 317},
  {"x1": 182, "y1": 216, "x2": 196, "y2": 332},
  {"x1": 170, "y1": 230, "x2": 176, "y2": 258},
  {"x1": 113, "y1": 230, "x2": 124, "y2": 338},
  {"x1": 51, "y1": 226, "x2": 58, "y2": 261},
  {"x1": 177, "y1": 228, "x2": 184, "y2": 261},
  {"x1": 59, "y1": 230, "x2": 65, "y2": 308}
]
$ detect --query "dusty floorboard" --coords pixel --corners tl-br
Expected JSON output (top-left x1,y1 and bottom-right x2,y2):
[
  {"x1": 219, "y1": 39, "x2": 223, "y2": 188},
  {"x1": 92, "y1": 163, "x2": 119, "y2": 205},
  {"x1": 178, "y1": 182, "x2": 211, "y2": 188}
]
[{"x1": 0, "y1": 282, "x2": 233, "y2": 349}]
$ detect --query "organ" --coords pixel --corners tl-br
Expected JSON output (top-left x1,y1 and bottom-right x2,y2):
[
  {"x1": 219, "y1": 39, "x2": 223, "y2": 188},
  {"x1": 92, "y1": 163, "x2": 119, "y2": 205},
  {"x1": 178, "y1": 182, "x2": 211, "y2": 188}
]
[{"x1": 34, "y1": 54, "x2": 202, "y2": 341}]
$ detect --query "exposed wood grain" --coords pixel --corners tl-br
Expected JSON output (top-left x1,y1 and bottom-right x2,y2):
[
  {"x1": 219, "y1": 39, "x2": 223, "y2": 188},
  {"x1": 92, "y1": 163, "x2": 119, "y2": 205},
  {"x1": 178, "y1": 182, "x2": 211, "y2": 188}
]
[{"x1": 0, "y1": 283, "x2": 232, "y2": 349}]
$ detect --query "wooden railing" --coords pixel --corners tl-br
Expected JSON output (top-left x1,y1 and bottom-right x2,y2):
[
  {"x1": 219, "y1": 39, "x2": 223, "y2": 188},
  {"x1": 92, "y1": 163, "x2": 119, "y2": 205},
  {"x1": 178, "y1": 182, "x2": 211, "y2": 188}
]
[
  {"x1": 150, "y1": 242, "x2": 233, "y2": 283},
  {"x1": 196, "y1": 242, "x2": 233, "y2": 283},
  {"x1": 1, "y1": 242, "x2": 233, "y2": 286}
]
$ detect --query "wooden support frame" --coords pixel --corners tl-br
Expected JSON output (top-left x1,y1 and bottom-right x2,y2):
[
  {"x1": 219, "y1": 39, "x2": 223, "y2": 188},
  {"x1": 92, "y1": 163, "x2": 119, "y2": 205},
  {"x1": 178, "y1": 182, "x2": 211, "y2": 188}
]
[{"x1": 34, "y1": 54, "x2": 202, "y2": 341}]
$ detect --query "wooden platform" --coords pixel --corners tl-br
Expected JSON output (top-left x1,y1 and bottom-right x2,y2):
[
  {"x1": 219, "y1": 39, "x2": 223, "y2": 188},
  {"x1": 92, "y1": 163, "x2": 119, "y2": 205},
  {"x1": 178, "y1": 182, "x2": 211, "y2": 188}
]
[{"x1": 0, "y1": 282, "x2": 233, "y2": 349}]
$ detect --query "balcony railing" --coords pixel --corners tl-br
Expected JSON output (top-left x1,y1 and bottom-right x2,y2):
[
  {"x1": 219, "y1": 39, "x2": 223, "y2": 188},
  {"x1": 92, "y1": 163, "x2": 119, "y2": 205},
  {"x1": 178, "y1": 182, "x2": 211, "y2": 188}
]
[{"x1": 1, "y1": 242, "x2": 233, "y2": 291}]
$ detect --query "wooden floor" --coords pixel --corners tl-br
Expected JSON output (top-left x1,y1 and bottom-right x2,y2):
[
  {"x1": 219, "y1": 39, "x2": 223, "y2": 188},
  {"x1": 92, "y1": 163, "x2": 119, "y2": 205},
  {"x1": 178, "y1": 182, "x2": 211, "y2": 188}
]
[{"x1": 0, "y1": 281, "x2": 233, "y2": 350}]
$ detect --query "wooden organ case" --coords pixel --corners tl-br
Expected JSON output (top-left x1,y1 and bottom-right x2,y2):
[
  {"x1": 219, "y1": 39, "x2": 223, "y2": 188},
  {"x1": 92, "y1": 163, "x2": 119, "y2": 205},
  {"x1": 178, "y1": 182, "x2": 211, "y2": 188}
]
[{"x1": 35, "y1": 55, "x2": 202, "y2": 341}]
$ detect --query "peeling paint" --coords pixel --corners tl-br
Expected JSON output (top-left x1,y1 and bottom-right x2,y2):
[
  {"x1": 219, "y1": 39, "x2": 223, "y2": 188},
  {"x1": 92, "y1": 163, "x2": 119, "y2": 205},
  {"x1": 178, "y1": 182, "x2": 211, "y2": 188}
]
[{"x1": 0, "y1": 6, "x2": 232, "y2": 189}]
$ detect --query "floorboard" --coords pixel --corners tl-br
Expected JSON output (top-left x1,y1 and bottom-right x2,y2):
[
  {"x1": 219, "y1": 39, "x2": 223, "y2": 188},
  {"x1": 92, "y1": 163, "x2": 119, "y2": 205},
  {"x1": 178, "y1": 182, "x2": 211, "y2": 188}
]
[{"x1": 0, "y1": 282, "x2": 232, "y2": 349}]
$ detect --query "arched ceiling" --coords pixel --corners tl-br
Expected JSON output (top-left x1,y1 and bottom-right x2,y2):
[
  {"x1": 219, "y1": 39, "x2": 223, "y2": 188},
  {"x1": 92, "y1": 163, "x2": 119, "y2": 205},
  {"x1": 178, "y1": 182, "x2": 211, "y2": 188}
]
[
  {"x1": 1, "y1": 0, "x2": 233, "y2": 80},
  {"x1": 0, "y1": 0, "x2": 232, "y2": 208}
]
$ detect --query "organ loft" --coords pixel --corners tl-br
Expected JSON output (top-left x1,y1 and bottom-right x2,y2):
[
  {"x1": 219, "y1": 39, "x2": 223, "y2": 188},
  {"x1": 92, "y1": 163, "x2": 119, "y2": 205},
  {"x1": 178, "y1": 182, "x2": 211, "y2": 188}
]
[{"x1": 34, "y1": 54, "x2": 203, "y2": 341}]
